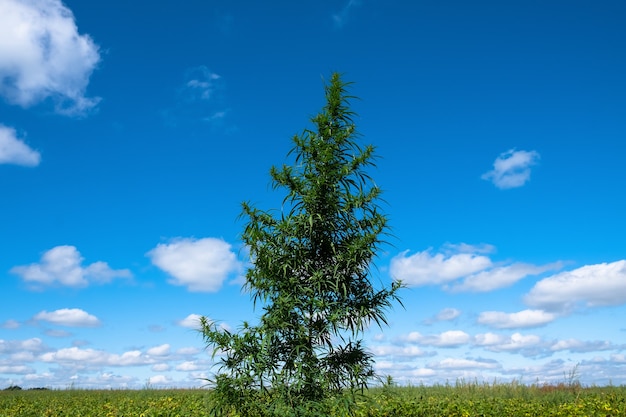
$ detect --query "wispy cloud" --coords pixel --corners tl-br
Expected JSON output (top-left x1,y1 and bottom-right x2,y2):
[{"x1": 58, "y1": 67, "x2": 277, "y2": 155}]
[
  {"x1": 332, "y1": 0, "x2": 362, "y2": 28},
  {"x1": 481, "y1": 149, "x2": 540, "y2": 189},
  {"x1": 0, "y1": 125, "x2": 41, "y2": 167},
  {"x1": 163, "y1": 66, "x2": 228, "y2": 127},
  {"x1": 11, "y1": 246, "x2": 132, "y2": 289},
  {"x1": 0, "y1": 0, "x2": 101, "y2": 115},
  {"x1": 147, "y1": 237, "x2": 242, "y2": 292}
]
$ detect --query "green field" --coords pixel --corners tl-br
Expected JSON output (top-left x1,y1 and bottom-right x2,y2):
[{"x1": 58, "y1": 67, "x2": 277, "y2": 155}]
[{"x1": 2, "y1": 383, "x2": 625, "y2": 416}]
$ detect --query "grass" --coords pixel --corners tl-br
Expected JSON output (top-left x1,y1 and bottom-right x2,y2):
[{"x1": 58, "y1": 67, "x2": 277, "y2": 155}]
[{"x1": 1, "y1": 381, "x2": 625, "y2": 416}]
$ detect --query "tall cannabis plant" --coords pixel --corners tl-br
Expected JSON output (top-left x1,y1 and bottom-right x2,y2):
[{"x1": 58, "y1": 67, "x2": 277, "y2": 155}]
[{"x1": 201, "y1": 73, "x2": 402, "y2": 413}]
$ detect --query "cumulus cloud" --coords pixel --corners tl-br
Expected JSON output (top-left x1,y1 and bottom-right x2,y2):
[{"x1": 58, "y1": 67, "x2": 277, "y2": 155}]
[
  {"x1": 451, "y1": 262, "x2": 562, "y2": 292},
  {"x1": 475, "y1": 332, "x2": 544, "y2": 357},
  {"x1": 0, "y1": 125, "x2": 41, "y2": 166},
  {"x1": 40, "y1": 347, "x2": 151, "y2": 367},
  {"x1": 0, "y1": 0, "x2": 101, "y2": 115},
  {"x1": 146, "y1": 344, "x2": 170, "y2": 357},
  {"x1": 176, "y1": 361, "x2": 200, "y2": 371},
  {"x1": 481, "y1": 149, "x2": 540, "y2": 189},
  {"x1": 148, "y1": 238, "x2": 241, "y2": 292},
  {"x1": 477, "y1": 309, "x2": 556, "y2": 329},
  {"x1": 11, "y1": 245, "x2": 132, "y2": 289},
  {"x1": 390, "y1": 248, "x2": 491, "y2": 286},
  {"x1": 33, "y1": 308, "x2": 100, "y2": 327},
  {"x1": 177, "y1": 314, "x2": 203, "y2": 329},
  {"x1": 390, "y1": 244, "x2": 559, "y2": 292},
  {"x1": 0, "y1": 338, "x2": 47, "y2": 354},
  {"x1": 524, "y1": 260, "x2": 626, "y2": 312}
]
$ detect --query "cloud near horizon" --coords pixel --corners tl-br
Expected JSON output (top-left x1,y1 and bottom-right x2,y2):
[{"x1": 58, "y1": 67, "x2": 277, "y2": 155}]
[
  {"x1": 0, "y1": 0, "x2": 101, "y2": 115},
  {"x1": 481, "y1": 149, "x2": 540, "y2": 189}
]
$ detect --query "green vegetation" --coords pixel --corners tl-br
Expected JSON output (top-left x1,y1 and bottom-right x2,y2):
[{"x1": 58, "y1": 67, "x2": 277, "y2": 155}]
[
  {"x1": 1, "y1": 383, "x2": 625, "y2": 416},
  {"x1": 200, "y1": 73, "x2": 402, "y2": 415}
]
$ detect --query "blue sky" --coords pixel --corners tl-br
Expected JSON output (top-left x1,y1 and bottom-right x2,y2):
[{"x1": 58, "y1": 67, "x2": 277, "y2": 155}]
[{"x1": 1, "y1": 0, "x2": 625, "y2": 389}]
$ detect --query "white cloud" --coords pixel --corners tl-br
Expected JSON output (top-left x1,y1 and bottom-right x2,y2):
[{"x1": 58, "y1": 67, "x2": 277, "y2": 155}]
[
  {"x1": 0, "y1": 125, "x2": 41, "y2": 166},
  {"x1": 176, "y1": 361, "x2": 200, "y2": 371},
  {"x1": 40, "y1": 347, "x2": 151, "y2": 367},
  {"x1": 148, "y1": 238, "x2": 241, "y2": 292},
  {"x1": 151, "y1": 363, "x2": 170, "y2": 372},
  {"x1": 148, "y1": 375, "x2": 171, "y2": 385},
  {"x1": 423, "y1": 308, "x2": 461, "y2": 324},
  {"x1": 475, "y1": 332, "x2": 543, "y2": 356},
  {"x1": 146, "y1": 344, "x2": 170, "y2": 357},
  {"x1": 550, "y1": 339, "x2": 614, "y2": 353},
  {"x1": 177, "y1": 314, "x2": 202, "y2": 329},
  {"x1": 477, "y1": 309, "x2": 556, "y2": 329},
  {"x1": 0, "y1": 338, "x2": 47, "y2": 354},
  {"x1": 481, "y1": 149, "x2": 540, "y2": 189},
  {"x1": 0, "y1": 0, "x2": 101, "y2": 115},
  {"x1": 391, "y1": 244, "x2": 559, "y2": 292},
  {"x1": 370, "y1": 345, "x2": 431, "y2": 358},
  {"x1": 33, "y1": 308, "x2": 100, "y2": 327},
  {"x1": 11, "y1": 245, "x2": 132, "y2": 288},
  {"x1": 432, "y1": 357, "x2": 500, "y2": 370},
  {"x1": 524, "y1": 260, "x2": 626, "y2": 312},
  {"x1": 390, "y1": 249, "x2": 492, "y2": 286},
  {"x1": 452, "y1": 262, "x2": 562, "y2": 292},
  {"x1": 400, "y1": 330, "x2": 471, "y2": 347}
]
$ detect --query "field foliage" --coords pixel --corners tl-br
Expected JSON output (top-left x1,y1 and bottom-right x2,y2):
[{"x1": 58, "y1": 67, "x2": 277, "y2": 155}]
[{"x1": 1, "y1": 382, "x2": 625, "y2": 416}]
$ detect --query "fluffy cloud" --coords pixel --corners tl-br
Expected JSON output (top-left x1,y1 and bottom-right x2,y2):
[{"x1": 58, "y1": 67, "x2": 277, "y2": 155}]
[
  {"x1": 477, "y1": 309, "x2": 556, "y2": 329},
  {"x1": 481, "y1": 149, "x2": 540, "y2": 189},
  {"x1": 176, "y1": 361, "x2": 200, "y2": 371},
  {"x1": 475, "y1": 332, "x2": 543, "y2": 357},
  {"x1": 33, "y1": 308, "x2": 100, "y2": 327},
  {"x1": 390, "y1": 249, "x2": 491, "y2": 286},
  {"x1": 0, "y1": 0, "x2": 101, "y2": 115},
  {"x1": 177, "y1": 314, "x2": 202, "y2": 329},
  {"x1": 524, "y1": 260, "x2": 626, "y2": 312},
  {"x1": 390, "y1": 244, "x2": 559, "y2": 292},
  {"x1": 146, "y1": 344, "x2": 170, "y2": 357},
  {"x1": 148, "y1": 238, "x2": 241, "y2": 292},
  {"x1": 11, "y1": 245, "x2": 132, "y2": 288},
  {"x1": 40, "y1": 347, "x2": 151, "y2": 367},
  {"x1": 0, "y1": 125, "x2": 41, "y2": 166},
  {"x1": 451, "y1": 262, "x2": 562, "y2": 293}
]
